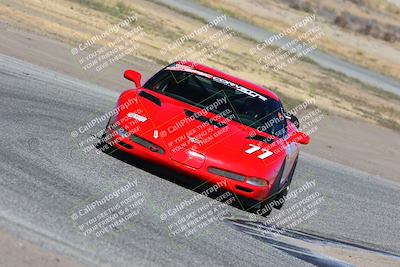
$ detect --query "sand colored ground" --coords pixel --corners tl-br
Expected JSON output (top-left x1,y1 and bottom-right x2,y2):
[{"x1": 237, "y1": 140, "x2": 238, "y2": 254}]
[
  {"x1": 0, "y1": 229, "x2": 84, "y2": 267},
  {"x1": 1, "y1": 1, "x2": 400, "y2": 266},
  {"x1": 197, "y1": 0, "x2": 400, "y2": 81},
  {"x1": 1, "y1": 0, "x2": 400, "y2": 132}
]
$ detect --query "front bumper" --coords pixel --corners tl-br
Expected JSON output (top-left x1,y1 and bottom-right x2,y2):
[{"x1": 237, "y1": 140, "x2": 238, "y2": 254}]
[{"x1": 106, "y1": 130, "x2": 274, "y2": 202}]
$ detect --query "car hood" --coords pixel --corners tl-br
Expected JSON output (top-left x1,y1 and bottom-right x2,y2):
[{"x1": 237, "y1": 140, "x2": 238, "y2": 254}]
[{"x1": 117, "y1": 89, "x2": 285, "y2": 178}]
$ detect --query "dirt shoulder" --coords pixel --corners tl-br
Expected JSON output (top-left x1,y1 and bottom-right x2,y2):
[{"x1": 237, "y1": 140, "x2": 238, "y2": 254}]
[
  {"x1": 303, "y1": 114, "x2": 400, "y2": 182},
  {"x1": 1, "y1": 24, "x2": 399, "y2": 183},
  {"x1": 1, "y1": 0, "x2": 400, "y2": 132},
  {"x1": 0, "y1": 6, "x2": 399, "y2": 265},
  {"x1": 196, "y1": 0, "x2": 400, "y2": 82},
  {"x1": 0, "y1": 228, "x2": 84, "y2": 267}
]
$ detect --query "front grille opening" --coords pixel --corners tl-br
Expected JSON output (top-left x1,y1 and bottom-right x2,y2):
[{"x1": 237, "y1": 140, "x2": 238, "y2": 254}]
[
  {"x1": 130, "y1": 134, "x2": 164, "y2": 154},
  {"x1": 208, "y1": 167, "x2": 245, "y2": 182},
  {"x1": 118, "y1": 141, "x2": 133, "y2": 149},
  {"x1": 235, "y1": 185, "x2": 253, "y2": 193}
]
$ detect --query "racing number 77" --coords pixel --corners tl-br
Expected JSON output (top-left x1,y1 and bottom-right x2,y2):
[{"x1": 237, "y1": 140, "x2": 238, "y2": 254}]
[{"x1": 245, "y1": 144, "x2": 273, "y2": 160}]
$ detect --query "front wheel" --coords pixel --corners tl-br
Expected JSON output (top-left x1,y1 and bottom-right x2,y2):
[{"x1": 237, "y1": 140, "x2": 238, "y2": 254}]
[
  {"x1": 95, "y1": 117, "x2": 113, "y2": 154},
  {"x1": 274, "y1": 155, "x2": 299, "y2": 210},
  {"x1": 257, "y1": 159, "x2": 286, "y2": 217}
]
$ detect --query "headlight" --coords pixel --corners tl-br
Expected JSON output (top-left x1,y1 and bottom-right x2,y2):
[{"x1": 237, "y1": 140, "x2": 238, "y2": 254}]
[
  {"x1": 112, "y1": 124, "x2": 130, "y2": 138},
  {"x1": 246, "y1": 177, "x2": 269, "y2": 187}
]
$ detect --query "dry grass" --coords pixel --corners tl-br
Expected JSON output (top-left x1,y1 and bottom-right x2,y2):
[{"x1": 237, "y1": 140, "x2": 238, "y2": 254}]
[
  {"x1": 1, "y1": 0, "x2": 400, "y2": 131},
  {"x1": 196, "y1": 0, "x2": 400, "y2": 81}
]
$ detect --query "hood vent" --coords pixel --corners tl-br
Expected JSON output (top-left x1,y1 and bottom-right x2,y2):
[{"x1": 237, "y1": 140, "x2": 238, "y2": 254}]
[
  {"x1": 247, "y1": 134, "x2": 275, "y2": 144},
  {"x1": 184, "y1": 109, "x2": 227, "y2": 128},
  {"x1": 139, "y1": 91, "x2": 161, "y2": 106}
]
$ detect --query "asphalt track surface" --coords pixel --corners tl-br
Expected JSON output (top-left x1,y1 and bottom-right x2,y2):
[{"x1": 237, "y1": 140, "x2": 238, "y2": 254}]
[
  {"x1": 1, "y1": 54, "x2": 400, "y2": 266},
  {"x1": 158, "y1": 0, "x2": 400, "y2": 96}
]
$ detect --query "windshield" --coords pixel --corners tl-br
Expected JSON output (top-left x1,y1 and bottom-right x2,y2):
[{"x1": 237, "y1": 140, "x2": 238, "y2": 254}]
[{"x1": 143, "y1": 68, "x2": 286, "y2": 138}]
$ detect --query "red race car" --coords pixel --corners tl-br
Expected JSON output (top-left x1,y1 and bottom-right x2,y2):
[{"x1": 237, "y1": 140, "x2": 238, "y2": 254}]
[{"x1": 102, "y1": 61, "x2": 309, "y2": 214}]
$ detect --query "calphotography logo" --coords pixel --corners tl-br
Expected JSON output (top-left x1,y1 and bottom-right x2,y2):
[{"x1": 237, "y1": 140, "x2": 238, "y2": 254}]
[
  {"x1": 69, "y1": 180, "x2": 144, "y2": 239},
  {"x1": 3, "y1": 0, "x2": 400, "y2": 266}
]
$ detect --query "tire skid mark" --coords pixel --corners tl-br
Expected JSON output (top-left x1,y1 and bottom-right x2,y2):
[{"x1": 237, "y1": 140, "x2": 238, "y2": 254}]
[{"x1": 225, "y1": 218, "x2": 400, "y2": 267}]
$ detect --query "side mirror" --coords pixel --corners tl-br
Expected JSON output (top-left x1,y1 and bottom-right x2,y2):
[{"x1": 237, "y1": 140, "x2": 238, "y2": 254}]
[
  {"x1": 287, "y1": 131, "x2": 310, "y2": 145},
  {"x1": 124, "y1": 69, "x2": 142, "y2": 88},
  {"x1": 286, "y1": 114, "x2": 300, "y2": 129}
]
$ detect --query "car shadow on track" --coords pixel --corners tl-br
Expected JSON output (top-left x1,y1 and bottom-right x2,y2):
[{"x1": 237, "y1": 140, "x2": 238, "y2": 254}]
[{"x1": 96, "y1": 142, "x2": 256, "y2": 213}]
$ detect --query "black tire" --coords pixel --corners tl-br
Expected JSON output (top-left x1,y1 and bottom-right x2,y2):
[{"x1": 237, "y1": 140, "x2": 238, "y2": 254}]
[
  {"x1": 101, "y1": 117, "x2": 112, "y2": 140},
  {"x1": 96, "y1": 117, "x2": 113, "y2": 154},
  {"x1": 274, "y1": 155, "x2": 299, "y2": 210},
  {"x1": 287, "y1": 154, "x2": 299, "y2": 185},
  {"x1": 273, "y1": 187, "x2": 288, "y2": 210},
  {"x1": 258, "y1": 159, "x2": 286, "y2": 217}
]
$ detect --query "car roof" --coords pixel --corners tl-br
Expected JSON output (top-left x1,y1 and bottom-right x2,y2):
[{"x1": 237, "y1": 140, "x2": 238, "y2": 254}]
[{"x1": 175, "y1": 61, "x2": 280, "y2": 101}]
